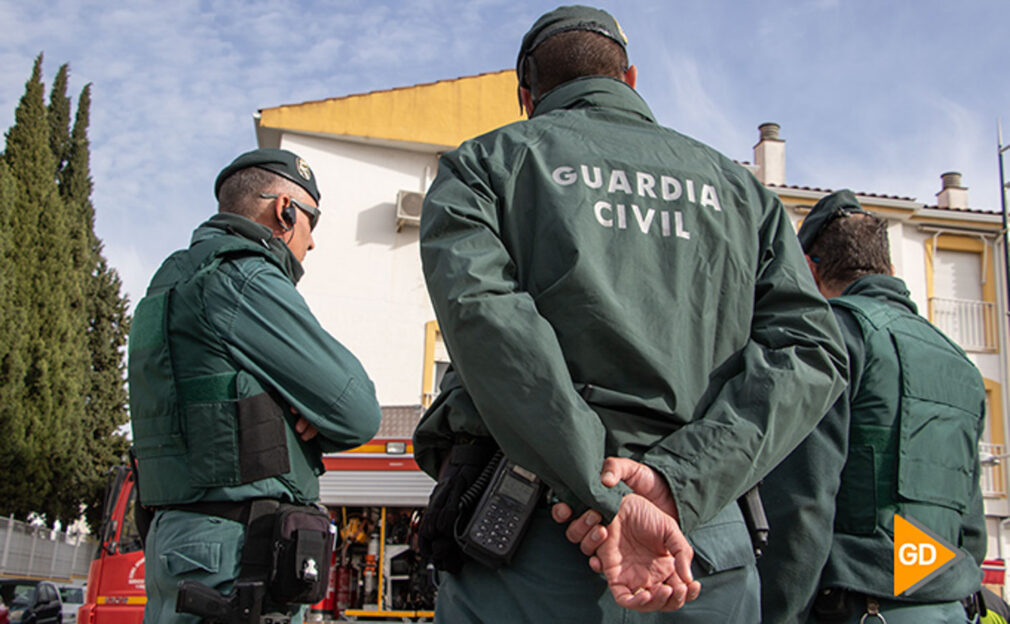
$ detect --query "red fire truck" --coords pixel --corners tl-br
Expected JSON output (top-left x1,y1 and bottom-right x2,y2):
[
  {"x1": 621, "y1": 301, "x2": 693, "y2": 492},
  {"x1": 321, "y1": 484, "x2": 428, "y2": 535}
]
[
  {"x1": 78, "y1": 466, "x2": 145, "y2": 624},
  {"x1": 79, "y1": 417, "x2": 436, "y2": 623}
]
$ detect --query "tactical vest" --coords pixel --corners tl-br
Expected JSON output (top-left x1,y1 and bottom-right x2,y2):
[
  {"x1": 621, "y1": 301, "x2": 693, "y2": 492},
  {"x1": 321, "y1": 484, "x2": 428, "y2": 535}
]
[
  {"x1": 831, "y1": 294, "x2": 984, "y2": 547},
  {"x1": 129, "y1": 235, "x2": 323, "y2": 506}
]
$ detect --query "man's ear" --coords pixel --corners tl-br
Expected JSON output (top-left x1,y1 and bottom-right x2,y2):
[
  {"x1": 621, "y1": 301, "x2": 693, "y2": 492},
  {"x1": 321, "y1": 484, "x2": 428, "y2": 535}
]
[
  {"x1": 805, "y1": 254, "x2": 820, "y2": 285},
  {"x1": 519, "y1": 87, "x2": 535, "y2": 117},
  {"x1": 269, "y1": 194, "x2": 292, "y2": 233},
  {"x1": 623, "y1": 65, "x2": 637, "y2": 89}
]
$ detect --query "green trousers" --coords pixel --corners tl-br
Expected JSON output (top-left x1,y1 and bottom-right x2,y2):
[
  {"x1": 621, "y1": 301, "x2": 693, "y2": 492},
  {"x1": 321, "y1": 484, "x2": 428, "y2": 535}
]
[
  {"x1": 143, "y1": 509, "x2": 304, "y2": 624},
  {"x1": 435, "y1": 506, "x2": 759, "y2": 623}
]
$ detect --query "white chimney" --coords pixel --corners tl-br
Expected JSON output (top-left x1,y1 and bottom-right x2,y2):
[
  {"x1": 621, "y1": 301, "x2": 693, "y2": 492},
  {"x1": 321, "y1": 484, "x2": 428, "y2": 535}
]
[
  {"x1": 936, "y1": 171, "x2": 969, "y2": 209},
  {"x1": 753, "y1": 122, "x2": 785, "y2": 186}
]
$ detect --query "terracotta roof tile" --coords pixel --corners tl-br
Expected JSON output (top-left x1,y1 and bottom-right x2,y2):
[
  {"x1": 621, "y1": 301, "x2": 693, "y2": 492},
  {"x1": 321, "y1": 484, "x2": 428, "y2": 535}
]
[
  {"x1": 766, "y1": 183, "x2": 915, "y2": 202},
  {"x1": 378, "y1": 405, "x2": 424, "y2": 438}
]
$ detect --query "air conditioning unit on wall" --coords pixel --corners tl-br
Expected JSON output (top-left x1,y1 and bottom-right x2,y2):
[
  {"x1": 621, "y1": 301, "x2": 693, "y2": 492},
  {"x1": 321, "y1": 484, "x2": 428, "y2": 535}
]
[{"x1": 396, "y1": 190, "x2": 424, "y2": 231}]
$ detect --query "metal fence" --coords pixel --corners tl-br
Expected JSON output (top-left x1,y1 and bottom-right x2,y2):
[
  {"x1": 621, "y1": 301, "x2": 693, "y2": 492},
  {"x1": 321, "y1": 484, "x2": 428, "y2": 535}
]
[
  {"x1": 0, "y1": 515, "x2": 94, "y2": 580},
  {"x1": 981, "y1": 442, "x2": 1007, "y2": 498},
  {"x1": 930, "y1": 296, "x2": 997, "y2": 352}
]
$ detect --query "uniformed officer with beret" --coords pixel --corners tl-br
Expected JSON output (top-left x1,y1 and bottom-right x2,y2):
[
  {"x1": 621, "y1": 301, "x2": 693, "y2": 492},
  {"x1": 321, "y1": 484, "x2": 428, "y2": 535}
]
[
  {"x1": 759, "y1": 189, "x2": 987, "y2": 623},
  {"x1": 413, "y1": 5, "x2": 848, "y2": 621},
  {"x1": 129, "y1": 148, "x2": 382, "y2": 623}
]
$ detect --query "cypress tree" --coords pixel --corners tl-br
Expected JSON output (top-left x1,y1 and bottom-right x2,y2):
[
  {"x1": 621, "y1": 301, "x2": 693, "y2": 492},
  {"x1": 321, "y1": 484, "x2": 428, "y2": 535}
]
[
  {"x1": 1, "y1": 54, "x2": 89, "y2": 525},
  {"x1": 0, "y1": 159, "x2": 29, "y2": 515},
  {"x1": 48, "y1": 64, "x2": 71, "y2": 180},
  {"x1": 1, "y1": 56, "x2": 134, "y2": 529},
  {"x1": 46, "y1": 72, "x2": 97, "y2": 527},
  {"x1": 2, "y1": 54, "x2": 62, "y2": 518},
  {"x1": 62, "y1": 83, "x2": 131, "y2": 529},
  {"x1": 0, "y1": 160, "x2": 16, "y2": 341}
]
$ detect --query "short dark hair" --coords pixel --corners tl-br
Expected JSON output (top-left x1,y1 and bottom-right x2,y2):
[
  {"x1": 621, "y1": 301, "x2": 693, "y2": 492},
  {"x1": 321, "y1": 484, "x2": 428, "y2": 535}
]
[
  {"x1": 218, "y1": 167, "x2": 299, "y2": 218},
  {"x1": 525, "y1": 30, "x2": 628, "y2": 99},
  {"x1": 807, "y1": 213, "x2": 891, "y2": 292}
]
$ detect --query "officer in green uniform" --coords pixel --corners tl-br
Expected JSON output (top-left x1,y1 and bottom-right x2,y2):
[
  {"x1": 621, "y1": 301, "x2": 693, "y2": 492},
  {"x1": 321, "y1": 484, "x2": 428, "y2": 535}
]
[
  {"x1": 129, "y1": 148, "x2": 382, "y2": 624},
  {"x1": 413, "y1": 5, "x2": 848, "y2": 621},
  {"x1": 758, "y1": 190, "x2": 987, "y2": 623}
]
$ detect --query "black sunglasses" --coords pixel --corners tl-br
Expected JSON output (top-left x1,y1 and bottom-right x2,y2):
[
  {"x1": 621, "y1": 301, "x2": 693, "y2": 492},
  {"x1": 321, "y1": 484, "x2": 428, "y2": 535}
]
[{"x1": 260, "y1": 193, "x2": 320, "y2": 231}]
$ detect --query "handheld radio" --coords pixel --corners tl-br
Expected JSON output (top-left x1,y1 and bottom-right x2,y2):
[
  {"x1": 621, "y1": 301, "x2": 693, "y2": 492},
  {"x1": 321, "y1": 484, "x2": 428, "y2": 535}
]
[{"x1": 456, "y1": 455, "x2": 544, "y2": 569}]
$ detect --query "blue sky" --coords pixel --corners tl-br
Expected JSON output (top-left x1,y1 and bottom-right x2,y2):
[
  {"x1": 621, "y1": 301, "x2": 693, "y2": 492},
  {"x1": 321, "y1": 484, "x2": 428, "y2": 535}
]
[{"x1": 0, "y1": 0, "x2": 1006, "y2": 306}]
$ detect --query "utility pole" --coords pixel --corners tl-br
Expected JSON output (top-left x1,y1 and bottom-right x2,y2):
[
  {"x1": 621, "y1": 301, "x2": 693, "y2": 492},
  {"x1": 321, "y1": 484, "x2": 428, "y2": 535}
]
[
  {"x1": 999, "y1": 122, "x2": 1010, "y2": 548},
  {"x1": 1001, "y1": 121, "x2": 1010, "y2": 321}
]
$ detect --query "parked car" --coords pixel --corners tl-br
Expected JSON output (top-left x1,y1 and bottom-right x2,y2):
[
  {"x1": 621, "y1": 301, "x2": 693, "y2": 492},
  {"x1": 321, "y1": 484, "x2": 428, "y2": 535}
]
[
  {"x1": 56, "y1": 587, "x2": 83, "y2": 624},
  {"x1": 0, "y1": 579, "x2": 62, "y2": 624}
]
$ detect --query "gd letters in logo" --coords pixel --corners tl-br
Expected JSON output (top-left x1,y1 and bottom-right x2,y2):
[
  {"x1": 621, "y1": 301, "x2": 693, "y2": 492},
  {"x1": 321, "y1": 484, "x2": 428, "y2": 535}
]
[{"x1": 893, "y1": 513, "x2": 960, "y2": 596}]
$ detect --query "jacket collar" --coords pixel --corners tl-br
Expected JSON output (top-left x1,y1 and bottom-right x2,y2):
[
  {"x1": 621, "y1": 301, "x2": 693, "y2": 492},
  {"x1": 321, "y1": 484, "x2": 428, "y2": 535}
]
[
  {"x1": 191, "y1": 213, "x2": 304, "y2": 284},
  {"x1": 531, "y1": 76, "x2": 656, "y2": 123},
  {"x1": 840, "y1": 274, "x2": 916, "y2": 314}
]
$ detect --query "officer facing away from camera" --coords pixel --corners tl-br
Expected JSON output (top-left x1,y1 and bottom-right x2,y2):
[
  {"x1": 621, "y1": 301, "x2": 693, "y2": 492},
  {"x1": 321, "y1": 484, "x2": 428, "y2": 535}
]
[
  {"x1": 413, "y1": 6, "x2": 848, "y2": 622},
  {"x1": 759, "y1": 189, "x2": 987, "y2": 623}
]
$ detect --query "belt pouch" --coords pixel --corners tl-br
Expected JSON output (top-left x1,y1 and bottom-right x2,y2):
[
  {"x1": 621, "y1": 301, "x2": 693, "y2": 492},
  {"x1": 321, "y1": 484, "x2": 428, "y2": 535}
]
[{"x1": 269, "y1": 503, "x2": 335, "y2": 604}]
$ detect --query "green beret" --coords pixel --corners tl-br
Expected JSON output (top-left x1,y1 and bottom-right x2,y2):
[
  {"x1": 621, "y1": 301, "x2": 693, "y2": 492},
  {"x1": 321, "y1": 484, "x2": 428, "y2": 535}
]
[
  {"x1": 214, "y1": 148, "x2": 320, "y2": 203},
  {"x1": 797, "y1": 189, "x2": 870, "y2": 252},
  {"x1": 516, "y1": 5, "x2": 629, "y2": 90}
]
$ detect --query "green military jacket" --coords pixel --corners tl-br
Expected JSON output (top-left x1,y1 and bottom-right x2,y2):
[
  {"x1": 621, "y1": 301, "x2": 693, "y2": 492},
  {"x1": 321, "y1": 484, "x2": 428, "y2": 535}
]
[
  {"x1": 130, "y1": 213, "x2": 382, "y2": 505},
  {"x1": 760, "y1": 274, "x2": 986, "y2": 621},
  {"x1": 415, "y1": 76, "x2": 848, "y2": 533}
]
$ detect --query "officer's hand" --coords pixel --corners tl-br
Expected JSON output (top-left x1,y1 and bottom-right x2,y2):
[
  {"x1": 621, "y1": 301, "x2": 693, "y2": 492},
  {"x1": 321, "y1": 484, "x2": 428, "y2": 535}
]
[
  {"x1": 596, "y1": 493, "x2": 700, "y2": 612},
  {"x1": 552, "y1": 457, "x2": 680, "y2": 557},
  {"x1": 294, "y1": 415, "x2": 319, "y2": 441},
  {"x1": 601, "y1": 457, "x2": 679, "y2": 520},
  {"x1": 551, "y1": 504, "x2": 606, "y2": 554}
]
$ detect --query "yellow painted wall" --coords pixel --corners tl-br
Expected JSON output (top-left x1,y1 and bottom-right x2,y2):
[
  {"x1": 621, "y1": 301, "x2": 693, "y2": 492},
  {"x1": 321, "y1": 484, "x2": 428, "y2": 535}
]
[
  {"x1": 421, "y1": 320, "x2": 440, "y2": 408},
  {"x1": 258, "y1": 70, "x2": 524, "y2": 149},
  {"x1": 986, "y1": 378, "x2": 1005, "y2": 447}
]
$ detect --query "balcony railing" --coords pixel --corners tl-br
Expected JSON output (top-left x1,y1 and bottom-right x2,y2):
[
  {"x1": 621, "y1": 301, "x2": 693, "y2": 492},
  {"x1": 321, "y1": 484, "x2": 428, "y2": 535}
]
[
  {"x1": 929, "y1": 297, "x2": 997, "y2": 352},
  {"x1": 981, "y1": 442, "x2": 1007, "y2": 498}
]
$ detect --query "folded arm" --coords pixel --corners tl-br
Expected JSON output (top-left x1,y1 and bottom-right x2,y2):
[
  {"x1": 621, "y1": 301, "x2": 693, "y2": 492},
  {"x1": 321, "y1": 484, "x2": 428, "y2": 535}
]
[{"x1": 216, "y1": 264, "x2": 383, "y2": 452}]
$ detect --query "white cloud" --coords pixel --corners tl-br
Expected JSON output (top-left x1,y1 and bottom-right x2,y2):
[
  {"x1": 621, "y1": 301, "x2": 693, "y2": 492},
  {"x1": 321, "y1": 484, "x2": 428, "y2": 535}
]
[{"x1": 644, "y1": 53, "x2": 748, "y2": 157}]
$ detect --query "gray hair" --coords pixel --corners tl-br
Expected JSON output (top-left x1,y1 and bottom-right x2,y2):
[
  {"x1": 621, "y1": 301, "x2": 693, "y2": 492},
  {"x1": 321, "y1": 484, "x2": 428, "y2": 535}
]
[{"x1": 217, "y1": 167, "x2": 302, "y2": 219}]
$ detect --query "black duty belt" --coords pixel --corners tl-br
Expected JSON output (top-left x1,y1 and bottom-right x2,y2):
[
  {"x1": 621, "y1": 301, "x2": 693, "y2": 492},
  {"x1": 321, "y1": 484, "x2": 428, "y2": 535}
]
[
  {"x1": 813, "y1": 588, "x2": 976, "y2": 624},
  {"x1": 163, "y1": 500, "x2": 285, "y2": 585},
  {"x1": 813, "y1": 588, "x2": 879, "y2": 623},
  {"x1": 162, "y1": 499, "x2": 280, "y2": 525}
]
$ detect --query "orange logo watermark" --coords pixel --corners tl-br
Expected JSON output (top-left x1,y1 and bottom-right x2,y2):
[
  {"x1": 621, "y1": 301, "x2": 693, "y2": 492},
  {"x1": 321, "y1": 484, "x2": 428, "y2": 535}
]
[{"x1": 893, "y1": 514, "x2": 960, "y2": 596}]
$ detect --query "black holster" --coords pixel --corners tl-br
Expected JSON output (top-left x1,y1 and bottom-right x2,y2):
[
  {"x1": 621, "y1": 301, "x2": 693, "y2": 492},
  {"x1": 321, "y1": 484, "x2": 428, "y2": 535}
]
[
  {"x1": 173, "y1": 499, "x2": 333, "y2": 624},
  {"x1": 177, "y1": 580, "x2": 265, "y2": 624}
]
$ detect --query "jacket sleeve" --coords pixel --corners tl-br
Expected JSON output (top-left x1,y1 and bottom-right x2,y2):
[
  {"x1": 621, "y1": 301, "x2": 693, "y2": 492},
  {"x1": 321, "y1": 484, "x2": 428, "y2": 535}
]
[
  {"x1": 757, "y1": 309, "x2": 863, "y2": 623},
  {"x1": 211, "y1": 261, "x2": 382, "y2": 452},
  {"x1": 420, "y1": 144, "x2": 628, "y2": 520},
  {"x1": 641, "y1": 188, "x2": 849, "y2": 532}
]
